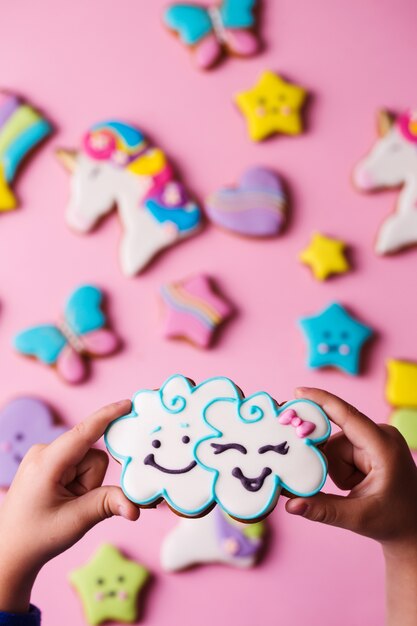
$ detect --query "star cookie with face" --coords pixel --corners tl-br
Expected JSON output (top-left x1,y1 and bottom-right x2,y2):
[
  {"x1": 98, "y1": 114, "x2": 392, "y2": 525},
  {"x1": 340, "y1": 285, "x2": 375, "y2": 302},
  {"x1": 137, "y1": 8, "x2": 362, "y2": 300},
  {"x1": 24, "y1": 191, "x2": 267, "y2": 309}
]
[
  {"x1": 235, "y1": 71, "x2": 307, "y2": 141},
  {"x1": 299, "y1": 303, "x2": 373, "y2": 375},
  {"x1": 70, "y1": 544, "x2": 149, "y2": 625}
]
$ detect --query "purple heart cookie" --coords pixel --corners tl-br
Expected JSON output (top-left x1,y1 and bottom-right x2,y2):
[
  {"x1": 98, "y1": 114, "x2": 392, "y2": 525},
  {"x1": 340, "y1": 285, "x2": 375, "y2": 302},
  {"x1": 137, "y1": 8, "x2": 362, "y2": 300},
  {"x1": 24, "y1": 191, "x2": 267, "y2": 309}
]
[
  {"x1": 205, "y1": 167, "x2": 287, "y2": 237},
  {"x1": 0, "y1": 397, "x2": 66, "y2": 487}
]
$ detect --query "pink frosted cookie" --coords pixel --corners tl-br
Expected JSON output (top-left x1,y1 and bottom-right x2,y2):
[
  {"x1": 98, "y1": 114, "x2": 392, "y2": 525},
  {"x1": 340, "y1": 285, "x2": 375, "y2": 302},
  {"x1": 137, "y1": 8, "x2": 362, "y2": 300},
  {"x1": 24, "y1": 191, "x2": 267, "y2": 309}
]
[
  {"x1": 163, "y1": 1, "x2": 260, "y2": 70},
  {"x1": 353, "y1": 109, "x2": 417, "y2": 255},
  {"x1": 160, "y1": 274, "x2": 233, "y2": 348},
  {"x1": 205, "y1": 166, "x2": 287, "y2": 237}
]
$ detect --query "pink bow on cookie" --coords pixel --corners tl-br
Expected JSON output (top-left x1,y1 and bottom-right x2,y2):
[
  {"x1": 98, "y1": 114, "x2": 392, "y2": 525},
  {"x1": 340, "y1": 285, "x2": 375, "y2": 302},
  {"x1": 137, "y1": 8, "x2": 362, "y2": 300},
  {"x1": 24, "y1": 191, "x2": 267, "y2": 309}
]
[{"x1": 278, "y1": 409, "x2": 316, "y2": 438}]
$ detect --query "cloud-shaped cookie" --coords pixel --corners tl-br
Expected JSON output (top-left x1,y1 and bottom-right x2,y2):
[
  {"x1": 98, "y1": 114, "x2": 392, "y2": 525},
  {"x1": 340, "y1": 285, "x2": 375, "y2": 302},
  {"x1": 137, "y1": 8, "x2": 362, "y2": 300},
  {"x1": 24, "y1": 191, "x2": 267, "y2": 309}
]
[
  {"x1": 105, "y1": 375, "x2": 239, "y2": 517},
  {"x1": 195, "y1": 394, "x2": 331, "y2": 520}
]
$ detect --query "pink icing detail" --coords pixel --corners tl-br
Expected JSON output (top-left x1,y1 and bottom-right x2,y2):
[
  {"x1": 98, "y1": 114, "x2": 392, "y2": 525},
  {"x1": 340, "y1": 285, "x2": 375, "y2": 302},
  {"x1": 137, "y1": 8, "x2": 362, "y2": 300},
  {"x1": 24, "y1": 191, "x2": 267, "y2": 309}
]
[
  {"x1": 281, "y1": 106, "x2": 293, "y2": 116},
  {"x1": 278, "y1": 409, "x2": 316, "y2": 438},
  {"x1": 95, "y1": 591, "x2": 105, "y2": 601},
  {"x1": 0, "y1": 441, "x2": 11, "y2": 453},
  {"x1": 145, "y1": 165, "x2": 174, "y2": 200},
  {"x1": 396, "y1": 110, "x2": 417, "y2": 143},
  {"x1": 118, "y1": 590, "x2": 129, "y2": 600},
  {"x1": 80, "y1": 329, "x2": 119, "y2": 356},
  {"x1": 56, "y1": 345, "x2": 87, "y2": 384},
  {"x1": 195, "y1": 34, "x2": 221, "y2": 69},
  {"x1": 225, "y1": 30, "x2": 259, "y2": 56},
  {"x1": 256, "y1": 106, "x2": 266, "y2": 117},
  {"x1": 83, "y1": 130, "x2": 116, "y2": 160}
]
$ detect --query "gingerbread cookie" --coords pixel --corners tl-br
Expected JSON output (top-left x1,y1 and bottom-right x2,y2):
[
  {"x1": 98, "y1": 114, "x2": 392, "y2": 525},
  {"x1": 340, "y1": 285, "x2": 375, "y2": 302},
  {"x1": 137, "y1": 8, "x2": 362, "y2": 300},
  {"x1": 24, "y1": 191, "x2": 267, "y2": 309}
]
[
  {"x1": 70, "y1": 544, "x2": 149, "y2": 625},
  {"x1": 56, "y1": 121, "x2": 202, "y2": 276},
  {"x1": 0, "y1": 397, "x2": 66, "y2": 488},
  {"x1": 163, "y1": 0, "x2": 260, "y2": 70},
  {"x1": 0, "y1": 92, "x2": 51, "y2": 212},
  {"x1": 161, "y1": 507, "x2": 265, "y2": 571},
  {"x1": 353, "y1": 109, "x2": 417, "y2": 255},
  {"x1": 235, "y1": 71, "x2": 307, "y2": 142},
  {"x1": 160, "y1": 274, "x2": 233, "y2": 348},
  {"x1": 205, "y1": 166, "x2": 287, "y2": 237},
  {"x1": 105, "y1": 375, "x2": 330, "y2": 521},
  {"x1": 14, "y1": 285, "x2": 119, "y2": 384}
]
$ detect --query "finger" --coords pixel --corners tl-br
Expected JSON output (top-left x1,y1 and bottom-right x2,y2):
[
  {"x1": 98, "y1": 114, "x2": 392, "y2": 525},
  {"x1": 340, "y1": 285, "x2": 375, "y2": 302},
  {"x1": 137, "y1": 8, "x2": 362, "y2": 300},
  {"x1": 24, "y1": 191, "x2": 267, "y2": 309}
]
[
  {"x1": 324, "y1": 433, "x2": 367, "y2": 489},
  {"x1": 295, "y1": 387, "x2": 386, "y2": 453},
  {"x1": 67, "y1": 485, "x2": 140, "y2": 536},
  {"x1": 63, "y1": 449, "x2": 109, "y2": 496},
  {"x1": 45, "y1": 400, "x2": 131, "y2": 478},
  {"x1": 286, "y1": 492, "x2": 369, "y2": 534}
]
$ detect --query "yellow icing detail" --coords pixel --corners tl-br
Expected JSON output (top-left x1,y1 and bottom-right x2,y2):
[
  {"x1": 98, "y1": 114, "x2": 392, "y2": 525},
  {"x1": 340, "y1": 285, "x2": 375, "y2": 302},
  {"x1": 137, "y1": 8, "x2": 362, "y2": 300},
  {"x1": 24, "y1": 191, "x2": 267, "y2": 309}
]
[
  {"x1": 0, "y1": 165, "x2": 17, "y2": 211},
  {"x1": 386, "y1": 359, "x2": 417, "y2": 407},
  {"x1": 409, "y1": 120, "x2": 417, "y2": 135},
  {"x1": 299, "y1": 232, "x2": 350, "y2": 281},
  {"x1": 127, "y1": 148, "x2": 167, "y2": 176},
  {"x1": 0, "y1": 106, "x2": 40, "y2": 154},
  {"x1": 390, "y1": 408, "x2": 417, "y2": 449},
  {"x1": 235, "y1": 71, "x2": 307, "y2": 142}
]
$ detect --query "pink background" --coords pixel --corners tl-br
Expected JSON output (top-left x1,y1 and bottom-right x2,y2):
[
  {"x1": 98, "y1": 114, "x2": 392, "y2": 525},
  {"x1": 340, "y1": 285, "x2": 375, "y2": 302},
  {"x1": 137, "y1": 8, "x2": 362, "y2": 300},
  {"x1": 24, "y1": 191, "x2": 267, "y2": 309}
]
[{"x1": 0, "y1": 0, "x2": 416, "y2": 624}]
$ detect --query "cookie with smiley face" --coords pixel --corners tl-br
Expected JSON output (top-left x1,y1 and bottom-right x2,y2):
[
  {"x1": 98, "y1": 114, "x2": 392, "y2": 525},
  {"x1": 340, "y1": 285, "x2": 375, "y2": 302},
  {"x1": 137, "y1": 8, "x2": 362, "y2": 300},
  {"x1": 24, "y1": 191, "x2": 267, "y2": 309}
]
[
  {"x1": 196, "y1": 392, "x2": 330, "y2": 521},
  {"x1": 105, "y1": 375, "x2": 239, "y2": 517},
  {"x1": 0, "y1": 397, "x2": 66, "y2": 488},
  {"x1": 70, "y1": 544, "x2": 149, "y2": 625}
]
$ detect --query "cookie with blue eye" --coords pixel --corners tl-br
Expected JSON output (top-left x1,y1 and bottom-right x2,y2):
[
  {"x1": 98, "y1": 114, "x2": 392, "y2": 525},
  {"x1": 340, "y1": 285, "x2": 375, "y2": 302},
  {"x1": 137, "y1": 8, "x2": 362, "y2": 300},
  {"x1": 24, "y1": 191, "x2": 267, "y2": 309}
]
[
  {"x1": 299, "y1": 302, "x2": 373, "y2": 375},
  {"x1": 70, "y1": 544, "x2": 149, "y2": 625},
  {"x1": 0, "y1": 397, "x2": 66, "y2": 488}
]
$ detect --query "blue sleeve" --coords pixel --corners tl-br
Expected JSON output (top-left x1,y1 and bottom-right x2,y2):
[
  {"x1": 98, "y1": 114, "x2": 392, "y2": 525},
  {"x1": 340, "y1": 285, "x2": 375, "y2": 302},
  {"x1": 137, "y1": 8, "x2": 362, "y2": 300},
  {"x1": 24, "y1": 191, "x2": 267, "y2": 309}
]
[{"x1": 0, "y1": 605, "x2": 40, "y2": 626}]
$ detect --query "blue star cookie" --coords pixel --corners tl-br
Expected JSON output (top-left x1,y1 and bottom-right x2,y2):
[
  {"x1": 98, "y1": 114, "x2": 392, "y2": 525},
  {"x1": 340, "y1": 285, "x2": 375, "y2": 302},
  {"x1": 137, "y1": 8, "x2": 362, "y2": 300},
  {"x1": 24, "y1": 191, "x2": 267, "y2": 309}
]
[{"x1": 299, "y1": 302, "x2": 373, "y2": 375}]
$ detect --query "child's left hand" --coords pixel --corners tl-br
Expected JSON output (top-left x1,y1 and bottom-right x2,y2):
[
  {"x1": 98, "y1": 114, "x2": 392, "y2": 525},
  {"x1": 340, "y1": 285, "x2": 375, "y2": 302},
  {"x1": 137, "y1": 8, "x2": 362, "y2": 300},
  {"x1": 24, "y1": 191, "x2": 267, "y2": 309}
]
[{"x1": 0, "y1": 400, "x2": 140, "y2": 613}]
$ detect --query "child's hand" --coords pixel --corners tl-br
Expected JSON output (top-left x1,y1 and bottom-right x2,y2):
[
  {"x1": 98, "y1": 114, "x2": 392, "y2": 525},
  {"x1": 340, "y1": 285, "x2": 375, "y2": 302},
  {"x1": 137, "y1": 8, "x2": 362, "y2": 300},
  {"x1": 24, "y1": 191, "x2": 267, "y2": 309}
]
[
  {"x1": 0, "y1": 400, "x2": 139, "y2": 612},
  {"x1": 286, "y1": 387, "x2": 417, "y2": 545}
]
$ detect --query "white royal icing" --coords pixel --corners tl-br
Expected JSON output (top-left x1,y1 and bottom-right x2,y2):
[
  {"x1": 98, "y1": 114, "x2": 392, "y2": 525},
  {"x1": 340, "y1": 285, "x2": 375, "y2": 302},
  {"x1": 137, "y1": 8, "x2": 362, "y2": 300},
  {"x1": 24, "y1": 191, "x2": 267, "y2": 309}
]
[{"x1": 354, "y1": 118, "x2": 417, "y2": 255}]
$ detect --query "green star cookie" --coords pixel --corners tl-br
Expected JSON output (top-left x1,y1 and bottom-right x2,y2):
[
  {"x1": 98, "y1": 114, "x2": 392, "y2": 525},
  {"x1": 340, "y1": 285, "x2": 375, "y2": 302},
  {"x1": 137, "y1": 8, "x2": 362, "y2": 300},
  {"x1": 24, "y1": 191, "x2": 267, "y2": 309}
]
[{"x1": 70, "y1": 544, "x2": 149, "y2": 625}]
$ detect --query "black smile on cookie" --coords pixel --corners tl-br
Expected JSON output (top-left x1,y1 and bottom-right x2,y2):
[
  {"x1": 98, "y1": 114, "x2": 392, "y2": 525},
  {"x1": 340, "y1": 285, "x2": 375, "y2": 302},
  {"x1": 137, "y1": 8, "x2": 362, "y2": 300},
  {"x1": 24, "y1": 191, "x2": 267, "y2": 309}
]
[{"x1": 232, "y1": 467, "x2": 272, "y2": 492}]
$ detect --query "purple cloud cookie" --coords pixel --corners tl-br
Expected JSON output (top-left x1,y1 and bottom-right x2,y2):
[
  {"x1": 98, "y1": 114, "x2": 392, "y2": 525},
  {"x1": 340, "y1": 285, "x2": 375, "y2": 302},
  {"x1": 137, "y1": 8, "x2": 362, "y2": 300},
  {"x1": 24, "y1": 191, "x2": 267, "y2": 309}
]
[
  {"x1": 205, "y1": 166, "x2": 287, "y2": 237},
  {"x1": 0, "y1": 397, "x2": 66, "y2": 487}
]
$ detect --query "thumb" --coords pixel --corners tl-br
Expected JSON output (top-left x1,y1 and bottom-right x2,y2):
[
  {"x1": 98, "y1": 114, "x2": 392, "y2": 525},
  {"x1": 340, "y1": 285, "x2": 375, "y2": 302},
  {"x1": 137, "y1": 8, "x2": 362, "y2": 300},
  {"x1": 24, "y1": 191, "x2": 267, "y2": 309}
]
[
  {"x1": 70, "y1": 485, "x2": 140, "y2": 534},
  {"x1": 286, "y1": 493, "x2": 364, "y2": 532}
]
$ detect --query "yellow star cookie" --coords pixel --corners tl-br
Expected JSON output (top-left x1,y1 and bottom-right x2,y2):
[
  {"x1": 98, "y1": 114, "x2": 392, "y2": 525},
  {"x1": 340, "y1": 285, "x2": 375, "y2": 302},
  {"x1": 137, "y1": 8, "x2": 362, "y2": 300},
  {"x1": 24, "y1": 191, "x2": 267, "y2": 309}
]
[
  {"x1": 385, "y1": 359, "x2": 417, "y2": 407},
  {"x1": 299, "y1": 233, "x2": 350, "y2": 281},
  {"x1": 70, "y1": 544, "x2": 149, "y2": 625},
  {"x1": 235, "y1": 71, "x2": 307, "y2": 142}
]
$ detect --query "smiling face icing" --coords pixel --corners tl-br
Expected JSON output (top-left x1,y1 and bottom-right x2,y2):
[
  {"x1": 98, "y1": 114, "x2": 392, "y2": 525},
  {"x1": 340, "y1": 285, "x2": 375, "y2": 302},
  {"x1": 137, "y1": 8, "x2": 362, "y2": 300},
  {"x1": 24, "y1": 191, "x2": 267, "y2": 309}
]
[
  {"x1": 106, "y1": 376, "x2": 331, "y2": 521},
  {"x1": 105, "y1": 375, "x2": 239, "y2": 516},
  {"x1": 196, "y1": 393, "x2": 330, "y2": 520}
]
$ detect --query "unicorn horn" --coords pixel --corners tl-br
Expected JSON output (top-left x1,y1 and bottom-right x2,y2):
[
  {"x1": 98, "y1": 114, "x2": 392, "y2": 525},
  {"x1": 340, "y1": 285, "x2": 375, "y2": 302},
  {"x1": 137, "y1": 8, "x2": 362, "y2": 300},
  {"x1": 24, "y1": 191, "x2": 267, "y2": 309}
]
[
  {"x1": 55, "y1": 148, "x2": 78, "y2": 173},
  {"x1": 377, "y1": 109, "x2": 395, "y2": 138}
]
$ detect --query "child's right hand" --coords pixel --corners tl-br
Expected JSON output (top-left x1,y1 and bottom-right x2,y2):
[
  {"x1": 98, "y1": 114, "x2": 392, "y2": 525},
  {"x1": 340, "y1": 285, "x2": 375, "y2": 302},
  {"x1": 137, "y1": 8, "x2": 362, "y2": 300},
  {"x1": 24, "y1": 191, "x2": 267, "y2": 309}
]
[{"x1": 286, "y1": 387, "x2": 417, "y2": 545}]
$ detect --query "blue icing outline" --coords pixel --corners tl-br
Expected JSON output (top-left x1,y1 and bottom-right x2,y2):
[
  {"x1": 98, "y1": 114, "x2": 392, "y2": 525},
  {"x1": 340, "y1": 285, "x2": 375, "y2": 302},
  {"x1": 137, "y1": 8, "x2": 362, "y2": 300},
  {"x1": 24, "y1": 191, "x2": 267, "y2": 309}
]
[
  {"x1": 195, "y1": 394, "x2": 331, "y2": 521},
  {"x1": 104, "y1": 374, "x2": 239, "y2": 517}
]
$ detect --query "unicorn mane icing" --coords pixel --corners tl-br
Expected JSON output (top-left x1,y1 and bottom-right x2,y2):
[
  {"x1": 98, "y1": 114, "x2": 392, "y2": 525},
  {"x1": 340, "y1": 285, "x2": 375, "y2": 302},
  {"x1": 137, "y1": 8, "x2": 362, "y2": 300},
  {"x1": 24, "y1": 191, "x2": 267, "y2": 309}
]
[{"x1": 58, "y1": 120, "x2": 202, "y2": 276}]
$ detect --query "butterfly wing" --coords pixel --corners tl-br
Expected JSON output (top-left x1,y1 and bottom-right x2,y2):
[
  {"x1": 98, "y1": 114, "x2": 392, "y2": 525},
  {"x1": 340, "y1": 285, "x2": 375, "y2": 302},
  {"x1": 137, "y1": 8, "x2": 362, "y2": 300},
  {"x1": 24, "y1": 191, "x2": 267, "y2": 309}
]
[
  {"x1": 220, "y1": 0, "x2": 257, "y2": 29},
  {"x1": 65, "y1": 285, "x2": 105, "y2": 336},
  {"x1": 80, "y1": 329, "x2": 119, "y2": 356},
  {"x1": 56, "y1": 345, "x2": 88, "y2": 384},
  {"x1": 164, "y1": 5, "x2": 213, "y2": 46},
  {"x1": 223, "y1": 29, "x2": 259, "y2": 56},
  {"x1": 194, "y1": 34, "x2": 223, "y2": 69},
  {"x1": 14, "y1": 325, "x2": 67, "y2": 365}
]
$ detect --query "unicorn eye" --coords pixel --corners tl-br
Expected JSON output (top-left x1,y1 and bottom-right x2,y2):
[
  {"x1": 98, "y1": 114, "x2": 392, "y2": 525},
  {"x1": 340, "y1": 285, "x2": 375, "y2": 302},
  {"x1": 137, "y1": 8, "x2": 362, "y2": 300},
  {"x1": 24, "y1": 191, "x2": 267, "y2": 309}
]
[
  {"x1": 89, "y1": 167, "x2": 101, "y2": 178},
  {"x1": 258, "y1": 442, "x2": 289, "y2": 455},
  {"x1": 211, "y1": 443, "x2": 247, "y2": 455},
  {"x1": 15, "y1": 433, "x2": 24, "y2": 441}
]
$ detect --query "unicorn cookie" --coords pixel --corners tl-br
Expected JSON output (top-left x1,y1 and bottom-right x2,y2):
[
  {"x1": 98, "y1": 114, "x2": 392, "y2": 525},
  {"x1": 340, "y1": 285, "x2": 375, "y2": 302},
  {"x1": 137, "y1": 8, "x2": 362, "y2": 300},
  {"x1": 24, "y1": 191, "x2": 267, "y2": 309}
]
[
  {"x1": 163, "y1": 0, "x2": 260, "y2": 70},
  {"x1": 56, "y1": 121, "x2": 202, "y2": 276},
  {"x1": 105, "y1": 375, "x2": 239, "y2": 517},
  {"x1": 0, "y1": 397, "x2": 66, "y2": 488},
  {"x1": 105, "y1": 375, "x2": 330, "y2": 521},
  {"x1": 0, "y1": 92, "x2": 51, "y2": 211},
  {"x1": 161, "y1": 507, "x2": 265, "y2": 571},
  {"x1": 353, "y1": 109, "x2": 417, "y2": 255}
]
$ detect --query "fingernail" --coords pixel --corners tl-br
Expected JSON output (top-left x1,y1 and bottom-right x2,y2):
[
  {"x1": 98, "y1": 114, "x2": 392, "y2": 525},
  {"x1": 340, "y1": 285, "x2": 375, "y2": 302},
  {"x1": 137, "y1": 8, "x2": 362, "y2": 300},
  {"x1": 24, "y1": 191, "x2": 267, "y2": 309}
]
[{"x1": 287, "y1": 501, "x2": 309, "y2": 516}]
